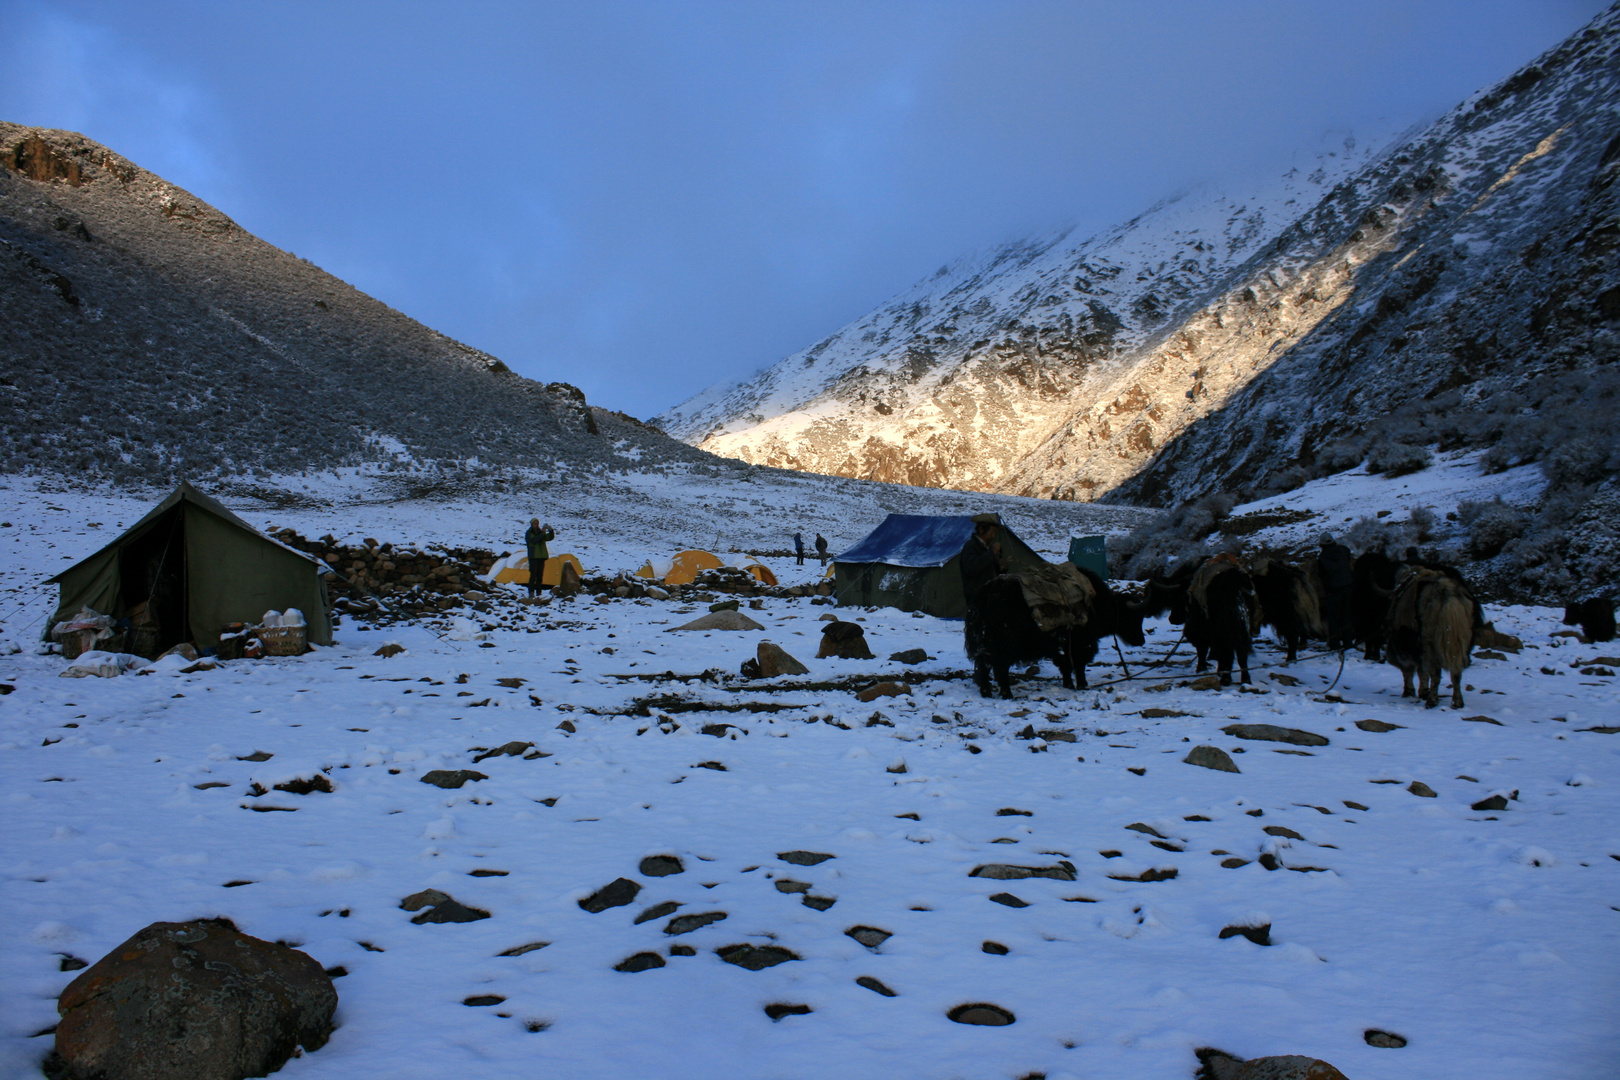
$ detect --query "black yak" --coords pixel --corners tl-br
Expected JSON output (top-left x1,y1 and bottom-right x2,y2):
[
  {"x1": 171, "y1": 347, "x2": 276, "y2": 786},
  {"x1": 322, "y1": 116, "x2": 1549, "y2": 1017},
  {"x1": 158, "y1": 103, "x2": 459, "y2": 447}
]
[
  {"x1": 1251, "y1": 558, "x2": 1326, "y2": 663},
  {"x1": 1564, "y1": 597, "x2": 1616, "y2": 642},
  {"x1": 963, "y1": 564, "x2": 1144, "y2": 699},
  {"x1": 1350, "y1": 550, "x2": 1401, "y2": 661},
  {"x1": 1145, "y1": 555, "x2": 1259, "y2": 686},
  {"x1": 1386, "y1": 569, "x2": 1475, "y2": 708}
]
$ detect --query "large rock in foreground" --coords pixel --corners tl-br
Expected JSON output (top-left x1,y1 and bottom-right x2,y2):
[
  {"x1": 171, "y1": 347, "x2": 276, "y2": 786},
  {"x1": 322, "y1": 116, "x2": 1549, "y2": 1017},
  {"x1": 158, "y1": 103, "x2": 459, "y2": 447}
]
[{"x1": 52, "y1": 918, "x2": 336, "y2": 1080}]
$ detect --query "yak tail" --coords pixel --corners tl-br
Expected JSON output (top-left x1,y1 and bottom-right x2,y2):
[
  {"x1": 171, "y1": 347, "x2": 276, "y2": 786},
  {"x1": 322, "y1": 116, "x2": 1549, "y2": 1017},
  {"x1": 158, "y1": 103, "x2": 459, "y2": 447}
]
[{"x1": 1432, "y1": 589, "x2": 1474, "y2": 676}]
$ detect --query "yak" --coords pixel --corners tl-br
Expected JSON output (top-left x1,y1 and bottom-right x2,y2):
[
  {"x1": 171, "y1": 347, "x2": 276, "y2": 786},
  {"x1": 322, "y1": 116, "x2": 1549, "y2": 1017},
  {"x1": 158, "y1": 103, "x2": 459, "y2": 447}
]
[
  {"x1": 1350, "y1": 550, "x2": 1401, "y2": 661},
  {"x1": 1564, "y1": 597, "x2": 1616, "y2": 642},
  {"x1": 1386, "y1": 569, "x2": 1475, "y2": 708},
  {"x1": 1250, "y1": 558, "x2": 1326, "y2": 663},
  {"x1": 964, "y1": 564, "x2": 1144, "y2": 699},
  {"x1": 1145, "y1": 555, "x2": 1260, "y2": 686}
]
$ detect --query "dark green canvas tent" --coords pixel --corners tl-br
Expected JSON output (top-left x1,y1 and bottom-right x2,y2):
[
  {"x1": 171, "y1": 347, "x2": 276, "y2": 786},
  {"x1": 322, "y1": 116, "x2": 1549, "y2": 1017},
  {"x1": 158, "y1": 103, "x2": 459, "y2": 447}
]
[
  {"x1": 833, "y1": 513, "x2": 1045, "y2": 618},
  {"x1": 1068, "y1": 535, "x2": 1109, "y2": 581},
  {"x1": 46, "y1": 482, "x2": 332, "y2": 655}
]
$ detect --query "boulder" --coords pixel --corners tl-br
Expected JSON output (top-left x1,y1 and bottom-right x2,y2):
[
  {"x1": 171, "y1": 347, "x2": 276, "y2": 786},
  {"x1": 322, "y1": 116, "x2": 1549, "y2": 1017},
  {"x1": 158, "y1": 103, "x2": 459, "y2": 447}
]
[
  {"x1": 757, "y1": 642, "x2": 809, "y2": 677},
  {"x1": 1196, "y1": 1049, "x2": 1349, "y2": 1080},
  {"x1": 1184, "y1": 745, "x2": 1241, "y2": 772},
  {"x1": 666, "y1": 610, "x2": 766, "y2": 632},
  {"x1": 554, "y1": 561, "x2": 583, "y2": 598},
  {"x1": 817, "y1": 620, "x2": 874, "y2": 659},
  {"x1": 52, "y1": 919, "x2": 335, "y2": 1080}
]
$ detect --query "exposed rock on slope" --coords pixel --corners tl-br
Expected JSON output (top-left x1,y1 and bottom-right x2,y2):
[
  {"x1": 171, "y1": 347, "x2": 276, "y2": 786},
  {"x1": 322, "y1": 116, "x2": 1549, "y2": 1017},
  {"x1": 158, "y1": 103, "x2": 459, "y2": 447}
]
[
  {"x1": 0, "y1": 123, "x2": 707, "y2": 483},
  {"x1": 660, "y1": 6, "x2": 1620, "y2": 508}
]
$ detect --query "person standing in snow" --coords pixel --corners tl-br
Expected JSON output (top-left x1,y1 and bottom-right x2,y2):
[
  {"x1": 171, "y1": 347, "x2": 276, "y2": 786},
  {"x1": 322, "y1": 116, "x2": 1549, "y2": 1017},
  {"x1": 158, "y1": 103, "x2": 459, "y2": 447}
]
[
  {"x1": 525, "y1": 518, "x2": 555, "y2": 598},
  {"x1": 794, "y1": 532, "x2": 805, "y2": 566},
  {"x1": 815, "y1": 533, "x2": 829, "y2": 566},
  {"x1": 1318, "y1": 531, "x2": 1354, "y2": 651},
  {"x1": 959, "y1": 514, "x2": 1003, "y2": 610}
]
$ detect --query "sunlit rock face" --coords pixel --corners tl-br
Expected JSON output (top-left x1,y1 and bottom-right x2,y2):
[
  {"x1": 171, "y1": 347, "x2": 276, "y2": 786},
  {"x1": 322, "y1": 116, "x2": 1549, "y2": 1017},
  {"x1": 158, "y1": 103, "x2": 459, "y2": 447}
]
[{"x1": 659, "y1": 6, "x2": 1620, "y2": 507}]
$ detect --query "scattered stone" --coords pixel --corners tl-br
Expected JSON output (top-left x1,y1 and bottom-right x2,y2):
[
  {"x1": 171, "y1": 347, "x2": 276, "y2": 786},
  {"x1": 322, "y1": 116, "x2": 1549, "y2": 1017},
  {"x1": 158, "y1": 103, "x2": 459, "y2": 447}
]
[
  {"x1": 856, "y1": 681, "x2": 910, "y2": 702},
  {"x1": 579, "y1": 877, "x2": 642, "y2": 913},
  {"x1": 856, "y1": 975, "x2": 896, "y2": 997},
  {"x1": 701, "y1": 723, "x2": 739, "y2": 737},
  {"x1": 1040, "y1": 728, "x2": 1077, "y2": 742},
  {"x1": 1125, "y1": 822, "x2": 1165, "y2": 838},
  {"x1": 52, "y1": 919, "x2": 336, "y2": 1080},
  {"x1": 58, "y1": 955, "x2": 88, "y2": 972},
  {"x1": 846, "y1": 925, "x2": 892, "y2": 949},
  {"x1": 968, "y1": 862, "x2": 1076, "y2": 881},
  {"x1": 639, "y1": 854, "x2": 685, "y2": 877},
  {"x1": 633, "y1": 901, "x2": 681, "y2": 925},
  {"x1": 237, "y1": 750, "x2": 274, "y2": 762},
  {"x1": 472, "y1": 741, "x2": 533, "y2": 762},
  {"x1": 1219, "y1": 923, "x2": 1272, "y2": 946},
  {"x1": 419, "y1": 769, "x2": 487, "y2": 789},
  {"x1": 274, "y1": 774, "x2": 333, "y2": 795},
  {"x1": 1462, "y1": 715, "x2": 1503, "y2": 726},
  {"x1": 802, "y1": 895, "x2": 837, "y2": 911},
  {"x1": 1471, "y1": 794, "x2": 1510, "y2": 812},
  {"x1": 405, "y1": 891, "x2": 491, "y2": 924},
  {"x1": 988, "y1": 892, "x2": 1029, "y2": 907},
  {"x1": 1184, "y1": 745, "x2": 1240, "y2": 772},
  {"x1": 996, "y1": 807, "x2": 1033, "y2": 817},
  {"x1": 716, "y1": 944, "x2": 798, "y2": 970},
  {"x1": 1355, "y1": 719, "x2": 1402, "y2": 732},
  {"x1": 1196, "y1": 1048, "x2": 1350, "y2": 1080},
  {"x1": 1475, "y1": 626, "x2": 1522, "y2": 652},
  {"x1": 888, "y1": 648, "x2": 928, "y2": 665},
  {"x1": 399, "y1": 889, "x2": 450, "y2": 911},
  {"x1": 1221, "y1": 723, "x2": 1329, "y2": 746},
  {"x1": 778, "y1": 850, "x2": 835, "y2": 866},
  {"x1": 1189, "y1": 675, "x2": 1223, "y2": 691},
  {"x1": 1127, "y1": 767, "x2": 1146, "y2": 775},
  {"x1": 1408, "y1": 781, "x2": 1437, "y2": 798},
  {"x1": 981, "y1": 940, "x2": 1009, "y2": 955},
  {"x1": 886, "y1": 758, "x2": 908, "y2": 774},
  {"x1": 948, "y1": 1003, "x2": 1015, "y2": 1026},
  {"x1": 1220, "y1": 858, "x2": 1250, "y2": 868},
  {"x1": 774, "y1": 879, "x2": 811, "y2": 894},
  {"x1": 496, "y1": 942, "x2": 548, "y2": 957},
  {"x1": 668, "y1": 944, "x2": 696, "y2": 956},
  {"x1": 374, "y1": 643, "x2": 405, "y2": 657},
  {"x1": 614, "y1": 952, "x2": 665, "y2": 973},
  {"x1": 1343, "y1": 800, "x2": 1368, "y2": 811},
  {"x1": 1475, "y1": 650, "x2": 1508, "y2": 661},
  {"x1": 666, "y1": 611, "x2": 765, "y2": 632},
  {"x1": 1107, "y1": 867, "x2": 1178, "y2": 883},
  {"x1": 763, "y1": 1002, "x2": 813, "y2": 1021},
  {"x1": 756, "y1": 642, "x2": 809, "y2": 677},
  {"x1": 694, "y1": 760, "x2": 727, "y2": 771},
  {"x1": 1364, "y1": 1029, "x2": 1407, "y2": 1049},
  {"x1": 1140, "y1": 707, "x2": 1194, "y2": 718},
  {"x1": 664, "y1": 911, "x2": 727, "y2": 935},
  {"x1": 1268, "y1": 672, "x2": 1302, "y2": 687},
  {"x1": 817, "y1": 620, "x2": 875, "y2": 659},
  {"x1": 463, "y1": 994, "x2": 504, "y2": 1006},
  {"x1": 1262, "y1": 826, "x2": 1305, "y2": 840}
]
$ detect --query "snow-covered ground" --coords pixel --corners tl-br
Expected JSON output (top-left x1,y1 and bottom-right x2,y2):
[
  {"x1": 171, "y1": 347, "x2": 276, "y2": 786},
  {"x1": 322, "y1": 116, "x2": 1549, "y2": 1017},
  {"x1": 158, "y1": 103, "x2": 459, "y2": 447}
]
[{"x1": 3, "y1": 472, "x2": 1618, "y2": 1080}]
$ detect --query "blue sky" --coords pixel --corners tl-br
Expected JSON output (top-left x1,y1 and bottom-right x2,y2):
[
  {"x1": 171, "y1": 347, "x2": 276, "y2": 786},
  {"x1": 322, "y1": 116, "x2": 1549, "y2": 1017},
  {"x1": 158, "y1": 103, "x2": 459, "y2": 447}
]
[{"x1": 2, "y1": 0, "x2": 1608, "y2": 418}]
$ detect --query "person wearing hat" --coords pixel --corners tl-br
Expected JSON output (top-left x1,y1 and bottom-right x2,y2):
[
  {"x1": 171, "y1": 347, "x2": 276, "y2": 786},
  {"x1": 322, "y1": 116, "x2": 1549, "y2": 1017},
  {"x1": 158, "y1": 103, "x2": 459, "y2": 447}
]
[
  {"x1": 1318, "y1": 531, "x2": 1354, "y2": 650},
  {"x1": 959, "y1": 513, "x2": 1004, "y2": 609},
  {"x1": 524, "y1": 517, "x2": 556, "y2": 598}
]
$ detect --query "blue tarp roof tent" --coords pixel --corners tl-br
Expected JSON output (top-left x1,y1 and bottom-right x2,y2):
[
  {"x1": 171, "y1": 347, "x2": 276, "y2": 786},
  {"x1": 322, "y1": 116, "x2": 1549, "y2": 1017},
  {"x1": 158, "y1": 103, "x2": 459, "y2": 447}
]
[{"x1": 833, "y1": 513, "x2": 1044, "y2": 618}]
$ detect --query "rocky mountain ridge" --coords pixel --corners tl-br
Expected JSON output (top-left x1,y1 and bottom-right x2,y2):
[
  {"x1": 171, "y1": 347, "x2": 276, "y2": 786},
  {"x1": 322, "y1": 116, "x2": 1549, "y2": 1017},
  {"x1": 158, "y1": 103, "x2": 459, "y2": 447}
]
[
  {"x1": 659, "y1": 5, "x2": 1620, "y2": 513},
  {"x1": 0, "y1": 122, "x2": 708, "y2": 486}
]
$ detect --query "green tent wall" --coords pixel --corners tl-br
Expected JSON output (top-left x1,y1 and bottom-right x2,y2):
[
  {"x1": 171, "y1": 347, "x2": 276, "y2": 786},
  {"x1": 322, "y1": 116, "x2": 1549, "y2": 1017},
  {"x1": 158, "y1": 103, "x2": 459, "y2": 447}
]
[
  {"x1": 47, "y1": 482, "x2": 332, "y2": 654},
  {"x1": 832, "y1": 514, "x2": 1045, "y2": 618}
]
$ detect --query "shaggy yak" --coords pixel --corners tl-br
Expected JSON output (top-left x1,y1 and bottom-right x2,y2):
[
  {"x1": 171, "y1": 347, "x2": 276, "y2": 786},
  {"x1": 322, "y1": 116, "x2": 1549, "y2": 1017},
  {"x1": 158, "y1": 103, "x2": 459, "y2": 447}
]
[
  {"x1": 1145, "y1": 555, "x2": 1260, "y2": 686},
  {"x1": 1250, "y1": 558, "x2": 1326, "y2": 663},
  {"x1": 1563, "y1": 597, "x2": 1616, "y2": 642},
  {"x1": 964, "y1": 564, "x2": 1144, "y2": 699},
  {"x1": 1386, "y1": 569, "x2": 1476, "y2": 708},
  {"x1": 1349, "y1": 550, "x2": 1401, "y2": 661}
]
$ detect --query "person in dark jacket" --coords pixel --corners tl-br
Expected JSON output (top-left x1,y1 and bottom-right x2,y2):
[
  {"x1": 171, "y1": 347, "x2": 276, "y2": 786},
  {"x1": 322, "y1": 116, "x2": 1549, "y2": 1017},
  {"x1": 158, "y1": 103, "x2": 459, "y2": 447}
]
[
  {"x1": 815, "y1": 533, "x2": 829, "y2": 566},
  {"x1": 794, "y1": 532, "x2": 805, "y2": 566},
  {"x1": 525, "y1": 518, "x2": 556, "y2": 598},
  {"x1": 959, "y1": 514, "x2": 1004, "y2": 609},
  {"x1": 1318, "y1": 531, "x2": 1354, "y2": 650}
]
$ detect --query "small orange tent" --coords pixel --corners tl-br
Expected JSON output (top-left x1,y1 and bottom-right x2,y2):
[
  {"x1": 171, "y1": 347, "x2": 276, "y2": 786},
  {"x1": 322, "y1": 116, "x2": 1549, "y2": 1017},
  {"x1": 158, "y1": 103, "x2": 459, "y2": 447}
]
[{"x1": 493, "y1": 553, "x2": 584, "y2": 587}]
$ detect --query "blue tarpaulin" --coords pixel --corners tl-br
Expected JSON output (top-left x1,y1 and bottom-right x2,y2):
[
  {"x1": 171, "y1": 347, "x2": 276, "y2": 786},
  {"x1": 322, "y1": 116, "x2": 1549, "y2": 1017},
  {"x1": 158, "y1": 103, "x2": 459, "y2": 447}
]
[{"x1": 834, "y1": 514, "x2": 977, "y2": 568}]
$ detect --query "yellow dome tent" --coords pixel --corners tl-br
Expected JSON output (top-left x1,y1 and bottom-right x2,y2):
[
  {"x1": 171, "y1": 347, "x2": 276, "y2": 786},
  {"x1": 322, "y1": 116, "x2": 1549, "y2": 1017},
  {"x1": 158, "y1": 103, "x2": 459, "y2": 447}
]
[
  {"x1": 656, "y1": 549, "x2": 724, "y2": 585},
  {"x1": 493, "y1": 553, "x2": 584, "y2": 587}
]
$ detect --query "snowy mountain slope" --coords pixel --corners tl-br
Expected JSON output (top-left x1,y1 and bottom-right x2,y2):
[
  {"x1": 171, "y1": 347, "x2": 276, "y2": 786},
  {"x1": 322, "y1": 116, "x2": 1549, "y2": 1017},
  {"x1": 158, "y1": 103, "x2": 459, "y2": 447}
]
[
  {"x1": 0, "y1": 123, "x2": 705, "y2": 484},
  {"x1": 660, "y1": 5, "x2": 1620, "y2": 510},
  {"x1": 656, "y1": 146, "x2": 1377, "y2": 489}
]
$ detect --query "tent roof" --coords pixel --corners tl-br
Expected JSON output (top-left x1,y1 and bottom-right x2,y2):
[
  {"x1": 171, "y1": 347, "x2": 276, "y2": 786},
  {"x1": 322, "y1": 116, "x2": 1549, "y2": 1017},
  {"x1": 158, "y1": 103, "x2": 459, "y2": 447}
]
[
  {"x1": 835, "y1": 514, "x2": 984, "y2": 568},
  {"x1": 46, "y1": 481, "x2": 324, "y2": 584}
]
